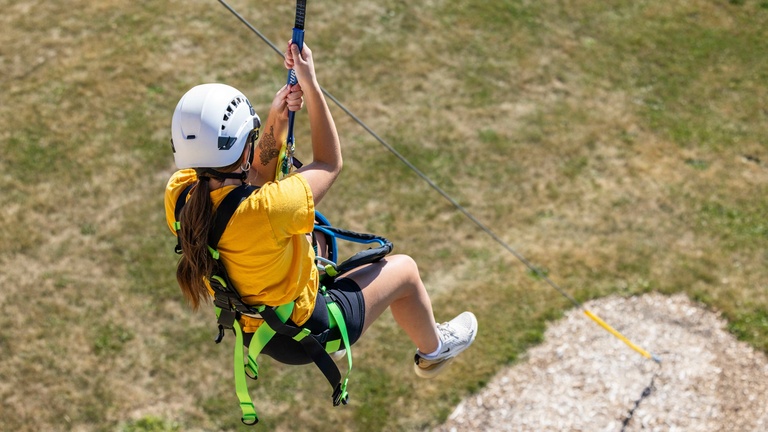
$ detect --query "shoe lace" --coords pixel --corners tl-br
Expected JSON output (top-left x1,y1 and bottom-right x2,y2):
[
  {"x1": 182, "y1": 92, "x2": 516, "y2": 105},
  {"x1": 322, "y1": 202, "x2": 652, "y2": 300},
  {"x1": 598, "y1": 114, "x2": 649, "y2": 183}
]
[{"x1": 437, "y1": 322, "x2": 460, "y2": 344}]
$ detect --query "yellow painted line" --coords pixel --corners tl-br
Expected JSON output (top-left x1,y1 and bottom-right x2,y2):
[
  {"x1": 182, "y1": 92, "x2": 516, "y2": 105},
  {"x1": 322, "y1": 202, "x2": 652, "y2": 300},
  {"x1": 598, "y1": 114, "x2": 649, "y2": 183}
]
[{"x1": 583, "y1": 309, "x2": 661, "y2": 363}]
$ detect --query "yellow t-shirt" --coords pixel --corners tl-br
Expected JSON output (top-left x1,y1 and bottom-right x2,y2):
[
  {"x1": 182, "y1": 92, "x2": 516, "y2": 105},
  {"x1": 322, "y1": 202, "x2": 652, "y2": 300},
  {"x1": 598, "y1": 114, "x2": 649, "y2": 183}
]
[{"x1": 164, "y1": 169, "x2": 319, "y2": 333}]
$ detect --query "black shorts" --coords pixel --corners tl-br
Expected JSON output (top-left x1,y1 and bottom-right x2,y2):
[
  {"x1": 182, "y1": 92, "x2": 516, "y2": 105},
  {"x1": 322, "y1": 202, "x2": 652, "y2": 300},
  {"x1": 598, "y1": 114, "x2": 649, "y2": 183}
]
[{"x1": 242, "y1": 278, "x2": 365, "y2": 365}]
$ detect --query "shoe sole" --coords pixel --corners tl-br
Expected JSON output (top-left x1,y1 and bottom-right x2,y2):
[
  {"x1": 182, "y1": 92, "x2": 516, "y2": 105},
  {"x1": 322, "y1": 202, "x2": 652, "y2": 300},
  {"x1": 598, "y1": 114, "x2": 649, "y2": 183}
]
[{"x1": 413, "y1": 356, "x2": 456, "y2": 379}]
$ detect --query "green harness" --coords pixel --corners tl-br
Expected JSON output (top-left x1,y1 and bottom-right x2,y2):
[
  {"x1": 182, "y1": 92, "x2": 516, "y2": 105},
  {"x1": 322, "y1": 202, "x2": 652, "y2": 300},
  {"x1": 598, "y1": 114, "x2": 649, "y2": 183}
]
[{"x1": 174, "y1": 183, "x2": 392, "y2": 425}]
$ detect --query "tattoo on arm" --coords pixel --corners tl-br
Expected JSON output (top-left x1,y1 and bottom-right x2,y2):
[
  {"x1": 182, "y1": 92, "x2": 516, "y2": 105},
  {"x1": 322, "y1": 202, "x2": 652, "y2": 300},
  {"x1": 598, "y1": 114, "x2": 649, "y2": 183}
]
[{"x1": 258, "y1": 125, "x2": 281, "y2": 166}]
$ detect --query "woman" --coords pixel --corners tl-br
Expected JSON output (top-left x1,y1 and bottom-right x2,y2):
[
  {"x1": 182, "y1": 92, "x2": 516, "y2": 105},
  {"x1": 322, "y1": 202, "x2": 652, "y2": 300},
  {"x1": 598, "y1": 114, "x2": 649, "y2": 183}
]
[{"x1": 164, "y1": 42, "x2": 477, "y2": 379}]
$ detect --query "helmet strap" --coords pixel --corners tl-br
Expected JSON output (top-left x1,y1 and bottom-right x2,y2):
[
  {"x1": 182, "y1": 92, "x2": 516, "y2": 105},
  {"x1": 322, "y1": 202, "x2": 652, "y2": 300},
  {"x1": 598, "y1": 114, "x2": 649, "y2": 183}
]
[{"x1": 247, "y1": 133, "x2": 256, "y2": 167}]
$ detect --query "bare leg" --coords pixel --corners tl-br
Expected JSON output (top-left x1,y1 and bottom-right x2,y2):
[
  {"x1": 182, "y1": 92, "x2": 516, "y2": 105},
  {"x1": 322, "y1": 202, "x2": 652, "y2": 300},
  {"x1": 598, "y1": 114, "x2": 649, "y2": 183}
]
[{"x1": 341, "y1": 254, "x2": 440, "y2": 353}]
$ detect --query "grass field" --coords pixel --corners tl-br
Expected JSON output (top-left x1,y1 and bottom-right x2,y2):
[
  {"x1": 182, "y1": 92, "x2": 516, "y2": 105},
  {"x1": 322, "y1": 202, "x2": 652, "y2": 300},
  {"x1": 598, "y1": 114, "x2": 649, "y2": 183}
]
[{"x1": 1, "y1": 0, "x2": 766, "y2": 431}]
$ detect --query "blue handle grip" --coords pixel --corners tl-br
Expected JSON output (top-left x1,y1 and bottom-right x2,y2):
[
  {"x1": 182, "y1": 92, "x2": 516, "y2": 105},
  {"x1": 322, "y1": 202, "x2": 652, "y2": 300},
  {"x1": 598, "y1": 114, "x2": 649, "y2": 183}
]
[
  {"x1": 286, "y1": 27, "x2": 305, "y2": 144},
  {"x1": 286, "y1": 28, "x2": 305, "y2": 86}
]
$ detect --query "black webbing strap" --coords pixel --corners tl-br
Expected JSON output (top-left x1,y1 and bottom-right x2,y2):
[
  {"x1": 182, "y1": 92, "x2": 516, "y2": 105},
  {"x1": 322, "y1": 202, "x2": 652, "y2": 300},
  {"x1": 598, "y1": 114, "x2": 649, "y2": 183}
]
[
  {"x1": 209, "y1": 272, "x2": 256, "y2": 344},
  {"x1": 173, "y1": 184, "x2": 194, "y2": 254},
  {"x1": 174, "y1": 182, "x2": 258, "y2": 254},
  {"x1": 259, "y1": 306, "x2": 347, "y2": 405},
  {"x1": 209, "y1": 184, "x2": 259, "y2": 249},
  {"x1": 205, "y1": 184, "x2": 260, "y2": 340}
]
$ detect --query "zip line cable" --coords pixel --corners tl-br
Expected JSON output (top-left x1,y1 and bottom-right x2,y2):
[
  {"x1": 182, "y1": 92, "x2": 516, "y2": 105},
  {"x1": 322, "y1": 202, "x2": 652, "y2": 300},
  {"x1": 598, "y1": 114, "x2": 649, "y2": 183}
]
[{"x1": 217, "y1": 0, "x2": 661, "y2": 364}]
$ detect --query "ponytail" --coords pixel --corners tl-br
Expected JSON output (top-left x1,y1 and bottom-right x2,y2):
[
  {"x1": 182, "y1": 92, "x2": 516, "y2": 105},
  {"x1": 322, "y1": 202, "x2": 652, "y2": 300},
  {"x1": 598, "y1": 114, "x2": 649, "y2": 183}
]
[
  {"x1": 176, "y1": 151, "x2": 247, "y2": 310},
  {"x1": 176, "y1": 179, "x2": 216, "y2": 310}
]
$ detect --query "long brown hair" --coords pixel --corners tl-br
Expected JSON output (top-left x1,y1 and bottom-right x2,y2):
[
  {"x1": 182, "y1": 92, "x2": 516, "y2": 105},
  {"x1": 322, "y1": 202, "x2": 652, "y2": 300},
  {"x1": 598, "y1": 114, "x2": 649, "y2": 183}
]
[{"x1": 176, "y1": 151, "x2": 246, "y2": 310}]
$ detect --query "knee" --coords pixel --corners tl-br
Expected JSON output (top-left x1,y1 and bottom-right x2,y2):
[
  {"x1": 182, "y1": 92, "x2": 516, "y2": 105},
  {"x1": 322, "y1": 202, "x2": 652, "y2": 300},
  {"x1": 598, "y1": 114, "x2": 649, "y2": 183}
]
[
  {"x1": 386, "y1": 254, "x2": 421, "y2": 284},
  {"x1": 387, "y1": 254, "x2": 418, "y2": 270}
]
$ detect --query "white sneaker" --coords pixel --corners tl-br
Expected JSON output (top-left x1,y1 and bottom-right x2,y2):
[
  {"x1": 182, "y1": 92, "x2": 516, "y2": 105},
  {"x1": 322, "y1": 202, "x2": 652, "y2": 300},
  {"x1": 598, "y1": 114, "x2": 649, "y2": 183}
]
[{"x1": 414, "y1": 312, "x2": 478, "y2": 379}]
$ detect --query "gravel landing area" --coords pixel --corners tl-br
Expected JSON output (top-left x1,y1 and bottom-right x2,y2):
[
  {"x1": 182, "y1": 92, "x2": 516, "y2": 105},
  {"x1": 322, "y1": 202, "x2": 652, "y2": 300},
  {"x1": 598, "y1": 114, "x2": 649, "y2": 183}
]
[{"x1": 435, "y1": 293, "x2": 768, "y2": 432}]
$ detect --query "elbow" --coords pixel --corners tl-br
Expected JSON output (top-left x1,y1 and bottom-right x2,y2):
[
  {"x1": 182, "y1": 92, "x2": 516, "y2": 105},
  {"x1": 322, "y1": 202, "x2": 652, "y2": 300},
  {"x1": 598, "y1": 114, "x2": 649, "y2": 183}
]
[
  {"x1": 326, "y1": 147, "x2": 342, "y2": 179},
  {"x1": 334, "y1": 154, "x2": 343, "y2": 177}
]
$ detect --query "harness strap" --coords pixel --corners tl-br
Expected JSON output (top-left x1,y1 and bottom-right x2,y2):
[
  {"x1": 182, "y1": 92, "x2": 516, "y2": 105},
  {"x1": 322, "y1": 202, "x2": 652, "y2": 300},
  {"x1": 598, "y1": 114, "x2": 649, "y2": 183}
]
[
  {"x1": 209, "y1": 184, "x2": 258, "y2": 249},
  {"x1": 247, "y1": 303, "x2": 294, "y2": 364},
  {"x1": 173, "y1": 182, "x2": 257, "y2": 256},
  {"x1": 228, "y1": 309, "x2": 259, "y2": 425},
  {"x1": 218, "y1": 302, "x2": 296, "y2": 426},
  {"x1": 259, "y1": 304, "x2": 349, "y2": 405},
  {"x1": 324, "y1": 290, "x2": 352, "y2": 404},
  {"x1": 202, "y1": 183, "x2": 262, "y2": 425},
  {"x1": 205, "y1": 184, "x2": 261, "y2": 345},
  {"x1": 173, "y1": 184, "x2": 194, "y2": 254}
]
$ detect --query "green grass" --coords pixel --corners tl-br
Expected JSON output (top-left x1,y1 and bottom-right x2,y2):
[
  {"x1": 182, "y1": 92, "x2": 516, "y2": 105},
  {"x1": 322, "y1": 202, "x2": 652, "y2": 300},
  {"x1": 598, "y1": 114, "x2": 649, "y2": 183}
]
[
  {"x1": 122, "y1": 416, "x2": 181, "y2": 432},
  {"x1": 729, "y1": 309, "x2": 768, "y2": 352},
  {"x1": 1, "y1": 0, "x2": 767, "y2": 430}
]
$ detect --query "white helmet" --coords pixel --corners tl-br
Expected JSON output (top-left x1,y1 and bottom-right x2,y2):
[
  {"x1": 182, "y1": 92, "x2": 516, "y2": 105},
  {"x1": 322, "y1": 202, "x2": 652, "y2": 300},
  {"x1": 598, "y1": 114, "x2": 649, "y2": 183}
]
[{"x1": 171, "y1": 83, "x2": 260, "y2": 169}]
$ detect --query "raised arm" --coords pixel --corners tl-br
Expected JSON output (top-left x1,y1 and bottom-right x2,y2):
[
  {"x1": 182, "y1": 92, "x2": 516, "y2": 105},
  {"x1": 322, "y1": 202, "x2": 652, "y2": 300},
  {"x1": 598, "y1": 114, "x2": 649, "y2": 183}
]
[
  {"x1": 247, "y1": 84, "x2": 304, "y2": 186},
  {"x1": 285, "y1": 42, "x2": 342, "y2": 205}
]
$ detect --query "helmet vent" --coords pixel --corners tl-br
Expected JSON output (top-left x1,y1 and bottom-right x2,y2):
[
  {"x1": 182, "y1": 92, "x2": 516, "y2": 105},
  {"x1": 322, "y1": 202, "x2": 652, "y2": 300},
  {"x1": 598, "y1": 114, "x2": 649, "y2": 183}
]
[{"x1": 221, "y1": 97, "x2": 245, "y2": 129}]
